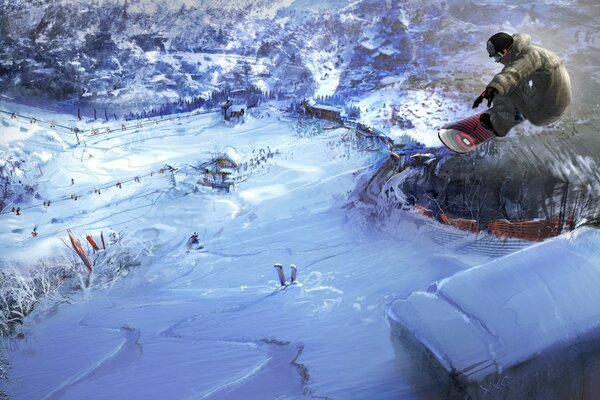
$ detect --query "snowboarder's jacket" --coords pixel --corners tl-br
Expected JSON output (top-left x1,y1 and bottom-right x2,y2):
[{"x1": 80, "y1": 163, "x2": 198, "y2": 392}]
[{"x1": 487, "y1": 33, "x2": 571, "y2": 126}]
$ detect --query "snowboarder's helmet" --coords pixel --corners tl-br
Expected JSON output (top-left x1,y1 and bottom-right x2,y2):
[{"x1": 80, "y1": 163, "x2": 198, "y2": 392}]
[{"x1": 486, "y1": 32, "x2": 514, "y2": 62}]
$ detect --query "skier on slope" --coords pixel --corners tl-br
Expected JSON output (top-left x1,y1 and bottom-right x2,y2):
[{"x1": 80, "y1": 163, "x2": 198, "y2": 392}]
[
  {"x1": 186, "y1": 232, "x2": 204, "y2": 251},
  {"x1": 473, "y1": 32, "x2": 572, "y2": 137}
]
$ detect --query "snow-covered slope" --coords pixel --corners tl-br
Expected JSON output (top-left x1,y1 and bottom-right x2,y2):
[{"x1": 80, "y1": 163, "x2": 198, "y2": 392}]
[{"x1": 0, "y1": 99, "x2": 537, "y2": 399}]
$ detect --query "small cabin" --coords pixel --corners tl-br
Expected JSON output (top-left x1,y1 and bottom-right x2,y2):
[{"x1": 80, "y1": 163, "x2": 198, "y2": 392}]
[
  {"x1": 199, "y1": 147, "x2": 242, "y2": 192},
  {"x1": 221, "y1": 100, "x2": 246, "y2": 121}
]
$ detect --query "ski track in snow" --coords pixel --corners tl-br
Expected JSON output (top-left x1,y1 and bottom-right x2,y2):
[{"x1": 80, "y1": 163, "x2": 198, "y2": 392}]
[{"x1": 41, "y1": 326, "x2": 143, "y2": 400}]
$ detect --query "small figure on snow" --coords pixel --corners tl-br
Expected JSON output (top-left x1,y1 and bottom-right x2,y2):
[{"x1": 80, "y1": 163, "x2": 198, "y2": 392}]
[
  {"x1": 473, "y1": 32, "x2": 571, "y2": 137},
  {"x1": 31, "y1": 228, "x2": 38, "y2": 237},
  {"x1": 187, "y1": 232, "x2": 204, "y2": 251}
]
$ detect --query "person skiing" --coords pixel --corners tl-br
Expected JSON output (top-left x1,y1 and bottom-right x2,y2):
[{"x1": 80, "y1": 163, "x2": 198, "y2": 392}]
[
  {"x1": 473, "y1": 32, "x2": 571, "y2": 137},
  {"x1": 186, "y1": 232, "x2": 203, "y2": 251}
]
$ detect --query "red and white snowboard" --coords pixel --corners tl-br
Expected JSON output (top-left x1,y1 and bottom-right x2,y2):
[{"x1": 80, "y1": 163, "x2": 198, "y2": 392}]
[{"x1": 438, "y1": 113, "x2": 496, "y2": 154}]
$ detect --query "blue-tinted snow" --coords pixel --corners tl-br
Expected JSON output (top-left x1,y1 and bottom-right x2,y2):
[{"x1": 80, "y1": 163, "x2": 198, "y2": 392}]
[{"x1": 0, "y1": 101, "x2": 525, "y2": 399}]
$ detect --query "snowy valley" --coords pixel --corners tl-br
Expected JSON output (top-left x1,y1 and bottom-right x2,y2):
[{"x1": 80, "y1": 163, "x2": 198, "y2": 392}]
[{"x1": 1, "y1": 0, "x2": 600, "y2": 399}]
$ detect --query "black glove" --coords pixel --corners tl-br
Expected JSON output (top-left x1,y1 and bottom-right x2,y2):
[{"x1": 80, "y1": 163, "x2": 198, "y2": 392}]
[{"x1": 472, "y1": 87, "x2": 498, "y2": 109}]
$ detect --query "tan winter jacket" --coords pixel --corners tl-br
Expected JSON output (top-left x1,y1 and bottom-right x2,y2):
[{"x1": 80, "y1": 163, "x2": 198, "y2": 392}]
[{"x1": 487, "y1": 33, "x2": 571, "y2": 126}]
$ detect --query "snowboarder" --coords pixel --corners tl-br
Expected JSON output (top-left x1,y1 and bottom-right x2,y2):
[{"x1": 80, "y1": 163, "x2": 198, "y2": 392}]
[{"x1": 473, "y1": 32, "x2": 572, "y2": 137}]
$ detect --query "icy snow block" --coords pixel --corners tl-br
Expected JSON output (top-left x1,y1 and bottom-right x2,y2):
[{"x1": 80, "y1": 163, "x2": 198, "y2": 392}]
[{"x1": 388, "y1": 227, "x2": 600, "y2": 383}]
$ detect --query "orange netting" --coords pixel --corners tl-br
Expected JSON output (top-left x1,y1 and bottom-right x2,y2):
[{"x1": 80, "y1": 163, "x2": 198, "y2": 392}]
[
  {"x1": 440, "y1": 213, "x2": 479, "y2": 234},
  {"x1": 486, "y1": 218, "x2": 572, "y2": 242},
  {"x1": 415, "y1": 204, "x2": 573, "y2": 241},
  {"x1": 415, "y1": 204, "x2": 433, "y2": 218}
]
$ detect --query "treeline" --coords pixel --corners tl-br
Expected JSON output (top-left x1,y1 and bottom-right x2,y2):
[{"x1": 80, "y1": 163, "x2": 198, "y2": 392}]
[{"x1": 123, "y1": 85, "x2": 286, "y2": 121}]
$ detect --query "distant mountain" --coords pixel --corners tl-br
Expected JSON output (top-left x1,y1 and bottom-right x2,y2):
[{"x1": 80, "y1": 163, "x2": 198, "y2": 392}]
[
  {"x1": 0, "y1": 0, "x2": 427, "y2": 110},
  {"x1": 0, "y1": 0, "x2": 597, "y2": 120}
]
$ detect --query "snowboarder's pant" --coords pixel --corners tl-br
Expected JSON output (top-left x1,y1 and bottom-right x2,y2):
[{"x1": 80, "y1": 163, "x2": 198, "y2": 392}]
[
  {"x1": 487, "y1": 94, "x2": 525, "y2": 137},
  {"x1": 488, "y1": 89, "x2": 567, "y2": 137}
]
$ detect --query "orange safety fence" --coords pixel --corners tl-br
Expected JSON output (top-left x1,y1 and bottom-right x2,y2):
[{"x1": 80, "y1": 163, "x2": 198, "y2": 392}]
[
  {"x1": 486, "y1": 218, "x2": 572, "y2": 242},
  {"x1": 415, "y1": 204, "x2": 433, "y2": 218},
  {"x1": 439, "y1": 213, "x2": 479, "y2": 234},
  {"x1": 415, "y1": 203, "x2": 573, "y2": 241}
]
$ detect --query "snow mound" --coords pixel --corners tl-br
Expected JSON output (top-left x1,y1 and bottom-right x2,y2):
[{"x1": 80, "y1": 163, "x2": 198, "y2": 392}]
[{"x1": 388, "y1": 227, "x2": 600, "y2": 383}]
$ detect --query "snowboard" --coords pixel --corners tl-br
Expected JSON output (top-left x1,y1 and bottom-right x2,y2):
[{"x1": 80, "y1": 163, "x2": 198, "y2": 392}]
[{"x1": 438, "y1": 113, "x2": 496, "y2": 154}]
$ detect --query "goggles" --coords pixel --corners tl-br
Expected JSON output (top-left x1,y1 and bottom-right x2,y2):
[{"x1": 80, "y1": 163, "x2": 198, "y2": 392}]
[
  {"x1": 491, "y1": 53, "x2": 503, "y2": 63},
  {"x1": 486, "y1": 40, "x2": 503, "y2": 63}
]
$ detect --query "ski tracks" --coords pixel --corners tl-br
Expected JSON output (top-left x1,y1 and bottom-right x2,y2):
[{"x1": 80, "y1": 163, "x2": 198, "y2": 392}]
[{"x1": 41, "y1": 325, "x2": 142, "y2": 400}]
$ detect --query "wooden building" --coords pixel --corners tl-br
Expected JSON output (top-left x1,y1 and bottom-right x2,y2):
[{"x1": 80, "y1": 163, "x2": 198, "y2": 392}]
[{"x1": 302, "y1": 100, "x2": 342, "y2": 122}]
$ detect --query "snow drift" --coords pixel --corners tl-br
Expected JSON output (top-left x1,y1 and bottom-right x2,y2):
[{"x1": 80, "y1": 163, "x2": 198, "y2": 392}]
[{"x1": 389, "y1": 227, "x2": 600, "y2": 390}]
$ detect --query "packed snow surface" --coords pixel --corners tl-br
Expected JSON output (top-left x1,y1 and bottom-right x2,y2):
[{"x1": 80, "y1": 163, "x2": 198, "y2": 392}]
[{"x1": 389, "y1": 227, "x2": 600, "y2": 382}]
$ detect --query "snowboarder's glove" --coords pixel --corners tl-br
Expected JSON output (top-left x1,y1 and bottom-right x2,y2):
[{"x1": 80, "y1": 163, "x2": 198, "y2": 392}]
[{"x1": 472, "y1": 87, "x2": 497, "y2": 109}]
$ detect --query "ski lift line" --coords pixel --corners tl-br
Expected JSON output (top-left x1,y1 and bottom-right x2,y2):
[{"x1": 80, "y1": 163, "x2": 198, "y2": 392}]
[
  {"x1": 2, "y1": 103, "x2": 269, "y2": 145},
  {"x1": 11, "y1": 189, "x2": 166, "y2": 245},
  {"x1": 0, "y1": 108, "x2": 90, "y2": 134},
  {"x1": 0, "y1": 107, "x2": 222, "y2": 143},
  {"x1": 3, "y1": 103, "x2": 395, "y2": 162},
  {"x1": 79, "y1": 108, "x2": 222, "y2": 143},
  {"x1": 3, "y1": 186, "x2": 169, "y2": 241},
  {"x1": 0, "y1": 165, "x2": 177, "y2": 216}
]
